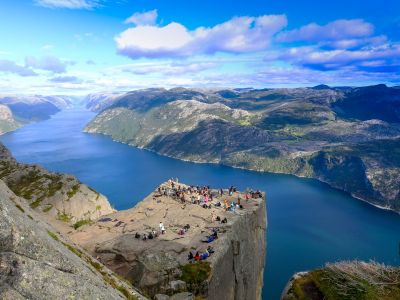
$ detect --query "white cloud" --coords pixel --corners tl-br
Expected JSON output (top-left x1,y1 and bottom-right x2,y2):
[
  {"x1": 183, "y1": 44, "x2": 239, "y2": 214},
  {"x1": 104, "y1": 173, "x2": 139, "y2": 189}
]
[
  {"x1": 25, "y1": 55, "x2": 70, "y2": 73},
  {"x1": 278, "y1": 19, "x2": 374, "y2": 43},
  {"x1": 0, "y1": 60, "x2": 37, "y2": 77},
  {"x1": 35, "y1": 0, "x2": 101, "y2": 9},
  {"x1": 116, "y1": 14, "x2": 288, "y2": 58},
  {"x1": 121, "y1": 61, "x2": 218, "y2": 75},
  {"x1": 125, "y1": 10, "x2": 158, "y2": 26}
]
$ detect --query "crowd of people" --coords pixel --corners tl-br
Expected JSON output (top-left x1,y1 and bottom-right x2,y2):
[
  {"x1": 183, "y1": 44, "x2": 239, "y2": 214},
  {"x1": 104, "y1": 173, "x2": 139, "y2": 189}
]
[{"x1": 135, "y1": 180, "x2": 263, "y2": 261}]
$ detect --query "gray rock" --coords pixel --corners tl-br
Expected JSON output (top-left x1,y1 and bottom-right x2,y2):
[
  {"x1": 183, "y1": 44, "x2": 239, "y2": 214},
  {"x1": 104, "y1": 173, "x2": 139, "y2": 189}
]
[
  {"x1": 155, "y1": 294, "x2": 170, "y2": 300},
  {"x1": 169, "y1": 280, "x2": 187, "y2": 292},
  {"x1": 169, "y1": 292, "x2": 194, "y2": 300},
  {"x1": 0, "y1": 180, "x2": 142, "y2": 300}
]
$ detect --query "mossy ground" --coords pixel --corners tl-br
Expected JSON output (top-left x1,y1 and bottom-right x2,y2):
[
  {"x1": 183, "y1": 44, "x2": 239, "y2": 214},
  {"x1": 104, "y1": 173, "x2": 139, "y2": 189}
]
[{"x1": 287, "y1": 261, "x2": 400, "y2": 300}]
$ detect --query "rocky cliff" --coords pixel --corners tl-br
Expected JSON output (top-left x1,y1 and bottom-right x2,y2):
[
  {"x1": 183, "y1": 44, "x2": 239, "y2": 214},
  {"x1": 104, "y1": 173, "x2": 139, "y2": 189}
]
[
  {"x1": 0, "y1": 179, "x2": 147, "y2": 300},
  {"x1": 0, "y1": 143, "x2": 114, "y2": 229},
  {"x1": 69, "y1": 181, "x2": 267, "y2": 300}
]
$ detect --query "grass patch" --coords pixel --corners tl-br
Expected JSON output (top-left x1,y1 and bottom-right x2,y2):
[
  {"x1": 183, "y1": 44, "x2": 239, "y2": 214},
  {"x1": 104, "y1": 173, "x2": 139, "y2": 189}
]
[
  {"x1": 57, "y1": 211, "x2": 73, "y2": 222},
  {"x1": 73, "y1": 219, "x2": 92, "y2": 229},
  {"x1": 287, "y1": 261, "x2": 400, "y2": 300},
  {"x1": 27, "y1": 215, "x2": 33, "y2": 220},
  {"x1": 180, "y1": 261, "x2": 211, "y2": 285},
  {"x1": 42, "y1": 204, "x2": 53, "y2": 213},
  {"x1": 63, "y1": 242, "x2": 82, "y2": 258},
  {"x1": 15, "y1": 204, "x2": 25, "y2": 212},
  {"x1": 47, "y1": 230, "x2": 59, "y2": 241},
  {"x1": 67, "y1": 184, "x2": 80, "y2": 199}
]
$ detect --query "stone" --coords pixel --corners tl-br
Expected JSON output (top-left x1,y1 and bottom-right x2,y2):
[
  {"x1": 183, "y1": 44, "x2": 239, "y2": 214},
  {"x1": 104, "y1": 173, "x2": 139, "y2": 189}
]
[
  {"x1": 170, "y1": 292, "x2": 194, "y2": 300},
  {"x1": 155, "y1": 294, "x2": 170, "y2": 300},
  {"x1": 169, "y1": 280, "x2": 187, "y2": 292}
]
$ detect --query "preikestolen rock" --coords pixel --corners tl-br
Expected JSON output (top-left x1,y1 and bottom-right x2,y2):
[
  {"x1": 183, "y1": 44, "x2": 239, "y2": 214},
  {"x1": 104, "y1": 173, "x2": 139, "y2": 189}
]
[{"x1": 69, "y1": 180, "x2": 267, "y2": 300}]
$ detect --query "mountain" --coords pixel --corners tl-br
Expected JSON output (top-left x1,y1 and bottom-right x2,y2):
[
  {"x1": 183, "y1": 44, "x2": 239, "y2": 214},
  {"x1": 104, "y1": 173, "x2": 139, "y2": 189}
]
[
  {"x1": 84, "y1": 86, "x2": 400, "y2": 212},
  {"x1": 0, "y1": 95, "x2": 73, "y2": 134}
]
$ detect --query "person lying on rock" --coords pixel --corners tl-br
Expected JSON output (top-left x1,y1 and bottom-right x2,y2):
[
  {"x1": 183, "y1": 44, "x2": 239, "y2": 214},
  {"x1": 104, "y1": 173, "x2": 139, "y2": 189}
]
[{"x1": 195, "y1": 252, "x2": 201, "y2": 261}]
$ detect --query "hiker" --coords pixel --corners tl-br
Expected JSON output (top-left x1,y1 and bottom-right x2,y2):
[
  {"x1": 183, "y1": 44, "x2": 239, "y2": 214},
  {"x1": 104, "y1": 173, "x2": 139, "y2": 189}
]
[
  {"x1": 148, "y1": 232, "x2": 154, "y2": 239},
  {"x1": 135, "y1": 232, "x2": 141, "y2": 239},
  {"x1": 142, "y1": 234, "x2": 147, "y2": 241},
  {"x1": 159, "y1": 222, "x2": 165, "y2": 234},
  {"x1": 221, "y1": 217, "x2": 227, "y2": 224},
  {"x1": 207, "y1": 246, "x2": 215, "y2": 254}
]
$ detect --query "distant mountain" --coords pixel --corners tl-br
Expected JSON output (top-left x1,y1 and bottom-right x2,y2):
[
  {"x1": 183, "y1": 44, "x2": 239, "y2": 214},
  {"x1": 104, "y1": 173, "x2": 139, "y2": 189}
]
[
  {"x1": 85, "y1": 85, "x2": 400, "y2": 212},
  {"x1": 0, "y1": 94, "x2": 72, "y2": 134}
]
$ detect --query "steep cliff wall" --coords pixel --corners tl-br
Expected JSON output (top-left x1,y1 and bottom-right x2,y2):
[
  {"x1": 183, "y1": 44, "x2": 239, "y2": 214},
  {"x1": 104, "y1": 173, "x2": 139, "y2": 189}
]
[
  {"x1": 69, "y1": 181, "x2": 267, "y2": 300},
  {"x1": 207, "y1": 197, "x2": 266, "y2": 300}
]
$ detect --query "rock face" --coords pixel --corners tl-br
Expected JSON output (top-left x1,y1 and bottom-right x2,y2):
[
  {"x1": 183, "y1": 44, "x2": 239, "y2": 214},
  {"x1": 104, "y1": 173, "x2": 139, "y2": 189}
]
[
  {"x1": 0, "y1": 180, "x2": 146, "y2": 300},
  {"x1": 84, "y1": 85, "x2": 400, "y2": 213},
  {"x1": 281, "y1": 261, "x2": 400, "y2": 300},
  {"x1": 69, "y1": 181, "x2": 267, "y2": 300},
  {"x1": 0, "y1": 143, "x2": 114, "y2": 228}
]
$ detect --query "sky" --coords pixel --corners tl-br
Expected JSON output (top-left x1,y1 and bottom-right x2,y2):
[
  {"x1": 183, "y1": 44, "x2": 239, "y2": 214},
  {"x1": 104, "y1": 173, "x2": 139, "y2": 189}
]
[{"x1": 0, "y1": 0, "x2": 399, "y2": 94}]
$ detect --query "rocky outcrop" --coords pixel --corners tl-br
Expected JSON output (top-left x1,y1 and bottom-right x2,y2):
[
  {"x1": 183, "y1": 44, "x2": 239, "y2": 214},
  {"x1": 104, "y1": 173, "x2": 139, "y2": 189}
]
[
  {"x1": 281, "y1": 261, "x2": 400, "y2": 300},
  {"x1": 0, "y1": 179, "x2": 147, "y2": 300},
  {"x1": 69, "y1": 181, "x2": 267, "y2": 300},
  {"x1": 0, "y1": 143, "x2": 114, "y2": 228}
]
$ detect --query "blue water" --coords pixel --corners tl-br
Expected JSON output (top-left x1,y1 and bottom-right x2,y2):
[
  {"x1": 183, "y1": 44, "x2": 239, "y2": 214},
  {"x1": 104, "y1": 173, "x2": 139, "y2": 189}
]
[{"x1": 1, "y1": 108, "x2": 400, "y2": 300}]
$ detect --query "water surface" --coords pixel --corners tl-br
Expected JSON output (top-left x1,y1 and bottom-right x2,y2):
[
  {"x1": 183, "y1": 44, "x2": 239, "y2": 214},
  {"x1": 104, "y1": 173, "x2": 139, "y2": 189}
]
[{"x1": 2, "y1": 108, "x2": 400, "y2": 300}]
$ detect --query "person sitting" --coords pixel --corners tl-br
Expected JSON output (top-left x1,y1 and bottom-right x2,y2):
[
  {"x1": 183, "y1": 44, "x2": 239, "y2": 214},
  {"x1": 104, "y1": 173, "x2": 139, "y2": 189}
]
[
  {"x1": 216, "y1": 216, "x2": 221, "y2": 221},
  {"x1": 212, "y1": 230, "x2": 218, "y2": 239},
  {"x1": 221, "y1": 217, "x2": 228, "y2": 224},
  {"x1": 188, "y1": 251, "x2": 194, "y2": 261},
  {"x1": 148, "y1": 232, "x2": 154, "y2": 239},
  {"x1": 207, "y1": 246, "x2": 215, "y2": 254},
  {"x1": 207, "y1": 235, "x2": 215, "y2": 243},
  {"x1": 215, "y1": 202, "x2": 221, "y2": 207},
  {"x1": 142, "y1": 234, "x2": 147, "y2": 241},
  {"x1": 194, "y1": 252, "x2": 201, "y2": 261},
  {"x1": 183, "y1": 224, "x2": 190, "y2": 231},
  {"x1": 135, "y1": 232, "x2": 141, "y2": 239}
]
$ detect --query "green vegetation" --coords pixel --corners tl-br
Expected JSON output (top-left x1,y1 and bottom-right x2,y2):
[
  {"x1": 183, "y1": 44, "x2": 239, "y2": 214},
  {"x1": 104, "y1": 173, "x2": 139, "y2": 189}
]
[
  {"x1": 285, "y1": 261, "x2": 400, "y2": 300},
  {"x1": 73, "y1": 219, "x2": 92, "y2": 229},
  {"x1": 42, "y1": 204, "x2": 53, "y2": 213},
  {"x1": 181, "y1": 261, "x2": 211, "y2": 285},
  {"x1": 15, "y1": 204, "x2": 25, "y2": 212},
  {"x1": 47, "y1": 230, "x2": 59, "y2": 241},
  {"x1": 67, "y1": 184, "x2": 80, "y2": 199},
  {"x1": 57, "y1": 211, "x2": 73, "y2": 222}
]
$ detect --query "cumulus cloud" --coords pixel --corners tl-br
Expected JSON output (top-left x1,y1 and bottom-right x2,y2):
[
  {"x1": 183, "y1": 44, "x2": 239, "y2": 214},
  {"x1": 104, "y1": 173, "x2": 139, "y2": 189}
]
[
  {"x1": 0, "y1": 60, "x2": 37, "y2": 77},
  {"x1": 125, "y1": 10, "x2": 158, "y2": 26},
  {"x1": 278, "y1": 19, "x2": 374, "y2": 43},
  {"x1": 116, "y1": 14, "x2": 288, "y2": 58},
  {"x1": 25, "y1": 56, "x2": 69, "y2": 73},
  {"x1": 49, "y1": 75, "x2": 82, "y2": 83},
  {"x1": 34, "y1": 0, "x2": 101, "y2": 9}
]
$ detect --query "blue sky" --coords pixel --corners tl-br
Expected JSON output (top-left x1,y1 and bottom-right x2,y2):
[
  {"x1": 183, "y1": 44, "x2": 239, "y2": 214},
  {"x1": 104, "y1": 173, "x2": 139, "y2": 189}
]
[{"x1": 0, "y1": 0, "x2": 399, "y2": 94}]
